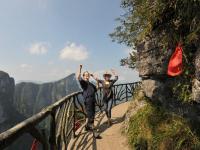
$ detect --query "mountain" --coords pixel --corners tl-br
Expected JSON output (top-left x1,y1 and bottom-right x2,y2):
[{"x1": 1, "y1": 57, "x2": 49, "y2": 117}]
[
  {"x1": 0, "y1": 71, "x2": 24, "y2": 132},
  {"x1": 13, "y1": 73, "x2": 81, "y2": 118},
  {"x1": 0, "y1": 71, "x2": 32, "y2": 150},
  {"x1": 0, "y1": 72, "x2": 82, "y2": 149}
]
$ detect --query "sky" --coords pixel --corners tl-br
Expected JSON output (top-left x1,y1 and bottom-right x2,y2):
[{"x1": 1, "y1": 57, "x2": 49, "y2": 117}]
[{"x1": 0, "y1": 0, "x2": 139, "y2": 83}]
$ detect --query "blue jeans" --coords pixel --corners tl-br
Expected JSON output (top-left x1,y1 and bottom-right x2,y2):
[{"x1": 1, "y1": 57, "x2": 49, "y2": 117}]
[{"x1": 103, "y1": 99, "x2": 113, "y2": 118}]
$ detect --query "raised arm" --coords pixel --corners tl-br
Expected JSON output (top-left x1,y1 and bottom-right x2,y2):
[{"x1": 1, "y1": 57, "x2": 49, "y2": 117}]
[
  {"x1": 77, "y1": 65, "x2": 82, "y2": 80},
  {"x1": 91, "y1": 74, "x2": 103, "y2": 85},
  {"x1": 90, "y1": 74, "x2": 102, "y2": 89},
  {"x1": 110, "y1": 69, "x2": 118, "y2": 85}
]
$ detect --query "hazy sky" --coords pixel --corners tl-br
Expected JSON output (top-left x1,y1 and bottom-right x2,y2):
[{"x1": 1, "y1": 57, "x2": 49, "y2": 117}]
[{"x1": 0, "y1": 0, "x2": 139, "y2": 83}]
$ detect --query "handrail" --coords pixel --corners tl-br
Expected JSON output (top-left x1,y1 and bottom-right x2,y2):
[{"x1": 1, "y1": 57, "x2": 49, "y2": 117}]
[
  {"x1": 0, "y1": 82, "x2": 141, "y2": 150},
  {"x1": 0, "y1": 91, "x2": 83, "y2": 149}
]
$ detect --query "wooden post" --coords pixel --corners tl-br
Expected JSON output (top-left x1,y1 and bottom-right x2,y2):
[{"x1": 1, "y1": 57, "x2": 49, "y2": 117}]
[
  {"x1": 113, "y1": 86, "x2": 117, "y2": 106},
  {"x1": 29, "y1": 127, "x2": 49, "y2": 150},
  {"x1": 125, "y1": 84, "x2": 128, "y2": 101},
  {"x1": 41, "y1": 129, "x2": 48, "y2": 150},
  {"x1": 72, "y1": 96, "x2": 76, "y2": 139},
  {"x1": 49, "y1": 110, "x2": 56, "y2": 150}
]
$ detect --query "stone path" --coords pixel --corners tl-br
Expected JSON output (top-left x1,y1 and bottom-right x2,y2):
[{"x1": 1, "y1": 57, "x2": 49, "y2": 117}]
[{"x1": 68, "y1": 102, "x2": 131, "y2": 150}]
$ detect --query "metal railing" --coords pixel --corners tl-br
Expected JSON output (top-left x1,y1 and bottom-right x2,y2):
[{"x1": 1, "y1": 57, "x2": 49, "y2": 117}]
[{"x1": 0, "y1": 82, "x2": 141, "y2": 150}]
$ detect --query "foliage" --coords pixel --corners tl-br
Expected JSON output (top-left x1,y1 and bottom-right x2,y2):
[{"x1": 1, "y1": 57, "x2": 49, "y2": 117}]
[
  {"x1": 172, "y1": 79, "x2": 192, "y2": 102},
  {"x1": 171, "y1": 44, "x2": 196, "y2": 102},
  {"x1": 120, "y1": 50, "x2": 137, "y2": 69},
  {"x1": 111, "y1": 0, "x2": 200, "y2": 46},
  {"x1": 127, "y1": 102, "x2": 200, "y2": 150},
  {"x1": 110, "y1": 0, "x2": 200, "y2": 69},
  {"x1": 111, "y1": 0, "x2": 200, "y2": 102}
]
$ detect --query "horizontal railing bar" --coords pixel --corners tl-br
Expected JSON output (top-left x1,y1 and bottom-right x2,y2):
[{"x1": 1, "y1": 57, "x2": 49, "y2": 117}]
[
  {"x1": 113, "y1": 82, "x2": 140, "y2": 86},
  {"x1": 97, "y1": 82, "x2": 140, "y2": 88}
]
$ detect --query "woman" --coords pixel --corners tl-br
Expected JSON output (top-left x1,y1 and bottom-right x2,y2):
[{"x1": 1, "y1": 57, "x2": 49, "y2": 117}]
[
  {"x1": 77, "y1": 65, "x2": 97, "y2": 131},
  {"x1": 95, "y1": 69, "x2": 118, "y2": 126}
]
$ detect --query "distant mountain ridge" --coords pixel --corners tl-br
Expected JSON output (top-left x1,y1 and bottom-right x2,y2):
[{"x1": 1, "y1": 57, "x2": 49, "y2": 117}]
[
  {"x1": 0, "y1": 71, "x2": 31, "y2": 150},
  {"x1": 0, "y1": 71, "x2": 82, "y2": 149},
  {"x1": 14, "y1": 73, "x2": 82, "y2": 118}
]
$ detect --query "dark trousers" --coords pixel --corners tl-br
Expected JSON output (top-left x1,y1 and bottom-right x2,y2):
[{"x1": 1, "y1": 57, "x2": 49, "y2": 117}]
[
  {"x1": 84, "y1": 98, "x2": 95, "y2": 127},
  {"x1": 103, "y1": 99, "x2": 113, "y2": 118}
]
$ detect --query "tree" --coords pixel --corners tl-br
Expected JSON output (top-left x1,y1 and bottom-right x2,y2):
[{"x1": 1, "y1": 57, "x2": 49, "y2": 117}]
[{"x1": 110, "y1": 0, "x2": 200, "y2": 69}]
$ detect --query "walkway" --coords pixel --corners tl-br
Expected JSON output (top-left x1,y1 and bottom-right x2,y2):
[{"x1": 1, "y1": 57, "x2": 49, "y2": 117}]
[{"x1": 68, "y1": 102, "x2": 131, "y2": 150}]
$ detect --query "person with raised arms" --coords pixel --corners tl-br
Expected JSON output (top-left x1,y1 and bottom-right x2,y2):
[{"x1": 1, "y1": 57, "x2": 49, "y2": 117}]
[
  {"x1": 94, "y1": 69, "x2": 118, "y2": 126},
  {"x1": 77, "y1": 65, "x2": 97, "y2": 132}
]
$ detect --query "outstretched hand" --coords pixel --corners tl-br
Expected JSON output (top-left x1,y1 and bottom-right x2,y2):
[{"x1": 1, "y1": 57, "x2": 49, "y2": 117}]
[
  {"x1": 80, "y1": 64, "x2": 83, "y2": 70},
  {"x1": 91, "y1": 73, "x2": 99, "y2": 81},
  {"x1": 111, "y1": 69, "x2": 117, "y2": 76},
  {"x1": 77, "y1": 65, "x2": 83, "y2": 80}
]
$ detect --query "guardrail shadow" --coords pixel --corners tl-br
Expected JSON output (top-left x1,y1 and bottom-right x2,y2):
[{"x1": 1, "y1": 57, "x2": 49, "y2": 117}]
[{"x1": 69, "y1": 112, "x2": 126, "y2": 150}]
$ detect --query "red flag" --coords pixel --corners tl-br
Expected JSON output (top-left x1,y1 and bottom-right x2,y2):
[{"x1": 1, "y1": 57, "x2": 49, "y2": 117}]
[
  {"x1": 167, "y1": 44, "x2": 183, "y2": 76},
  {"x1": 31, "y1": 139, "x2": 39, "y2": 150}
]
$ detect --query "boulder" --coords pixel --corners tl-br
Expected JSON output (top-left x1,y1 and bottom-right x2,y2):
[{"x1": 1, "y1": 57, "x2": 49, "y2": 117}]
[{"x1": 142, "y1": 79, "x2": 170, "y2": 103}]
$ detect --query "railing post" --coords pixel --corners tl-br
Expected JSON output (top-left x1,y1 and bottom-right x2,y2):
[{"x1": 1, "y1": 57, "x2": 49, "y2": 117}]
[
  {"x1": 72, "y1": 95, "x2": 76, "y2": 139},
  {"x1": 113, "y1": 86, "x2": 116, "y2": 106},
  {"x1": 49, "y1": 110, "x2": 56, "y2": 150},
  {"x1": 41, "y1": 129, "x2": 49, "y2": 150},
  {"x1": 29, "y1": 127, "x2": 49, "y2": 150},
  {"x1": 125, "y1": 84, "x2": 128, "y2": 102}
]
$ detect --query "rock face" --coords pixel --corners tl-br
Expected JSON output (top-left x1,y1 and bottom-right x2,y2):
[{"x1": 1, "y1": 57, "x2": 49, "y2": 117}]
[
  {"x1": 0, "y1": 71, "x2": 24, "y2": 133},
  {"x1": 0, "y1": 72, "x2": 82, "y2": 149},
  {"x1": 195, "y1": 49, "x2": 200, "y2": 80},
  {"x1": 141, "y1": 79, "x2": 171, "y2": 103},
  {"x1": 137, "y1": 33, "x2": 200, "y2": 104},
  {"x1": 14, "y1": 73, "x2": 81, "y2": 117},
  {"x1": 192, "y1": 48, "x2": 200, "y2": 102},
  {"x1": 136, "y1": 33, "x2": 173, "y2": 101},
  {"x1": 0, "y1": 71, "x2": 31, "y2": 150},
  {"x1": 136, "y1": 33, "x2": 173, "y2": 78}
]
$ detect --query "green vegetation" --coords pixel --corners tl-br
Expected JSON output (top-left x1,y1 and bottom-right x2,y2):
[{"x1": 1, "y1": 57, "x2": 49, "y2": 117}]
[
  {"x1": 112, "y1": 1, "x2": 200, "y2": 149},
  {"x1": 111, "y1": 0, "x2": 199, "y2": 58},
  {"x1": 127, "y1": 101, "x2": 200, "y2": 150},
  {"x1": 111, "y1": 0, "x2": 200, "y2": 103},
  {"x1": 172, "y1": 76, "x2": 193, "y2": 102}
]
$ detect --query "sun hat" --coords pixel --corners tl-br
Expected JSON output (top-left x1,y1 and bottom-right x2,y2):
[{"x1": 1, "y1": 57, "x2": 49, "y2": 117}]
[{"x1": 103, "y1": 71, "x2": 112, "y2": 78}]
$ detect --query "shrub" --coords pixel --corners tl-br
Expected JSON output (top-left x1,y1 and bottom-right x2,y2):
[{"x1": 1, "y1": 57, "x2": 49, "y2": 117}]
[{"x1": 127, "y1": 102, "x2": 200, "y2": 150}]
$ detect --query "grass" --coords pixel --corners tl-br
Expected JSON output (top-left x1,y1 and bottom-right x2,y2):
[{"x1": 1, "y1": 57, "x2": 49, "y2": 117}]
[{"x1": 127, "y1": 101, "x2": 200, "y2": 150}]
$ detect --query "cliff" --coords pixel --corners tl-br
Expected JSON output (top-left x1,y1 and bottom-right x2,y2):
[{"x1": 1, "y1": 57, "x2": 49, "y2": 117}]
[
  {"x1": 14, "y1": 73, "x2": 81, "y2": 117},
  {"x1": 0, "y1": 72, "x2": 81, "y2": 149},
  {"x1": 0, "y1": 71, "x2": 32, "y2": 150},
  {"x1": 0, "y1": 71, "x2": 24, "y2": 133}
]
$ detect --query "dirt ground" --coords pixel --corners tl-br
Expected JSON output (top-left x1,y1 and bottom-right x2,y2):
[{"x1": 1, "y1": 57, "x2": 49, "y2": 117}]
[{"x1": 68, "y1": 102, "x2": 131, "y2": 150}]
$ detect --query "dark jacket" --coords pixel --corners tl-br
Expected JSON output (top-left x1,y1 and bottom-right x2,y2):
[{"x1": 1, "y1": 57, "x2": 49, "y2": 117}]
[{"x1": 79, "y1": 78, "x2": 97, "y2": 102}]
